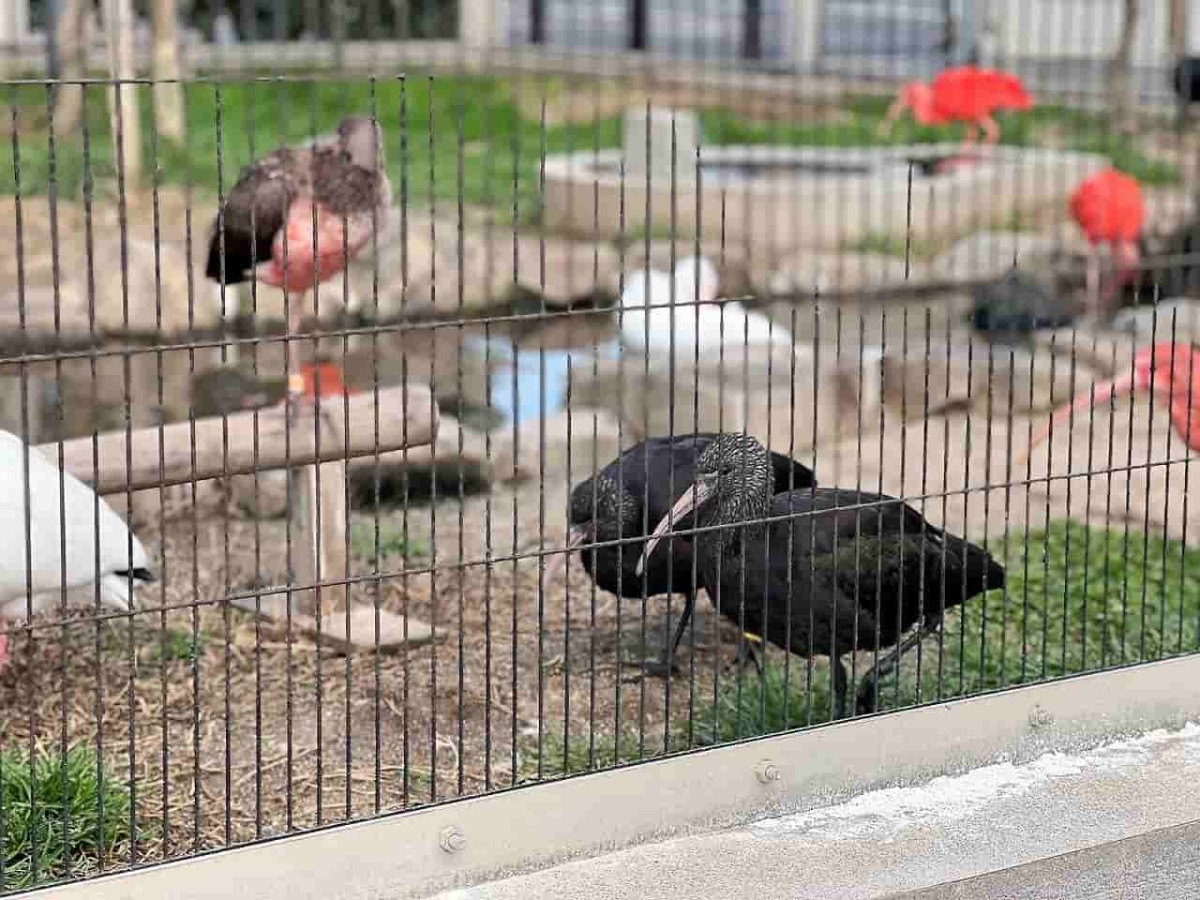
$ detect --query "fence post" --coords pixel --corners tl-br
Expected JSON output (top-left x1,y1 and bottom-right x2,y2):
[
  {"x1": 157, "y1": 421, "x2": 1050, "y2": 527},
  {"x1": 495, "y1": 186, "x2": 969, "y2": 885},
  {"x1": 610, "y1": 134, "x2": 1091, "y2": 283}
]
[
  {"x1": 459, "y1": 0, "x2": 502, "y2": 66},
  {"x1": 789, "y1": 0, "x2": 821, "y2": 72}
]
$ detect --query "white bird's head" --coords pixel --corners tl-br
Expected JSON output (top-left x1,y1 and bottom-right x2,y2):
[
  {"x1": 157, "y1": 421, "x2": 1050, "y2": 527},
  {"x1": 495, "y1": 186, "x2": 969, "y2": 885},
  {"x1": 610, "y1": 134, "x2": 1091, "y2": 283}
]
[
  {"x1": 99, "y1": 568, "x2": 154, "y2": 612},
  {"x1": 99, "y1": 535, "x2": 156, "y2": 612}
]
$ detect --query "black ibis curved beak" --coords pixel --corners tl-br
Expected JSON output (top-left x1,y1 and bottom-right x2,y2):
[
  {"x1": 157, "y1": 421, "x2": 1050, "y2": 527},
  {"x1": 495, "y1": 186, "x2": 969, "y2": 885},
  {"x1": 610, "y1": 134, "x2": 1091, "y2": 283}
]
[
  {"x1": 545, "y1": 525, "x2": 588, "y2": 584},
  {"x1": 636, "y1": 477, "x2": 716, "y2": 577}
]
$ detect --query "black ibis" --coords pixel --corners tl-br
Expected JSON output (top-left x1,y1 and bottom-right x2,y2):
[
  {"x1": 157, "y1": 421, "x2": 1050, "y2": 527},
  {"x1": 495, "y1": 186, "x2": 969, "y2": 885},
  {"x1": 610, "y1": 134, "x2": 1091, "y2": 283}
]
[
  {"x1": 638, "y1": 433, "x2": 1005, "y2": 717},
  {"x1": 548, "y1": 434, "x2": 816, "y2": 678},
  {"x1": 206, "y1": 115, "x2": 390, "y2": 399}
]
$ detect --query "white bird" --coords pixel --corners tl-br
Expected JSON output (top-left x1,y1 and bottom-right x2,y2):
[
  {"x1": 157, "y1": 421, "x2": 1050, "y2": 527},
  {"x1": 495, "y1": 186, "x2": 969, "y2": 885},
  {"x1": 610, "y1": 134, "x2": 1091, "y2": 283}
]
[
  {"x1": 617, "y1": 255, "x2": 794, "y2": 353},
  {"x1": 0, "y1": 430, "x2": 154, "y2": 668}
]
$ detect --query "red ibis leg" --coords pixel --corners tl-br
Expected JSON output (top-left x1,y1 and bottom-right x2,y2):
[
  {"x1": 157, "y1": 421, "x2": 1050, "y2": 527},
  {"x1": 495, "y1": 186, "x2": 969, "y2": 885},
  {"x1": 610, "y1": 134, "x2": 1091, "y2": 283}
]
[
  {"x1": 1084, "y1": 248, "x2": 1102, "y2": 319},
  {"x1": 980, "y1": 114, "x2": 1000, "y2": 146},
  {"x1": 876, "y1": 96, "x2": 908, "y2": 139}
]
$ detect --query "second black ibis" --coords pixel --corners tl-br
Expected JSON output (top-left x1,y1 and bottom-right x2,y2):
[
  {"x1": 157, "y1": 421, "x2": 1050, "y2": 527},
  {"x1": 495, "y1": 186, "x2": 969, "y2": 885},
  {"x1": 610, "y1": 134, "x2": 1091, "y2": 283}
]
[
  {"x1": 638, "y1": 433, "x2": 1005, "y2": 717},
  {"x1": 548, "y1": 434, "x2": 816, "y2": 677}
]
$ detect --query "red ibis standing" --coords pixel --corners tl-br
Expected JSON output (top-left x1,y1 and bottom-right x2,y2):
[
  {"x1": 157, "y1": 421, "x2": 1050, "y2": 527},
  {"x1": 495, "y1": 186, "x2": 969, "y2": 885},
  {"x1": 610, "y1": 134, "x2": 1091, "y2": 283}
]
[
  {"x1": 877, "y1": 66, "x2": 1033, "y2": 168},
  {"x1": 1069, "y1": 168, "x2": 1144, "y2": 320}
]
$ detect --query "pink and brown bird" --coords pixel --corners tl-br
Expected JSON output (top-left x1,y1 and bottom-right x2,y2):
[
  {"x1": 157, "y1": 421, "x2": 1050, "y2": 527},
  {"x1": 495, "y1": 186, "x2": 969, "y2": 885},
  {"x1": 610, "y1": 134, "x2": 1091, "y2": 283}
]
[
  {"x1": 206, "y1": 116, "x2": 390, "y2": 401},
  {"x1": 877, "y1": 65, "x2": 1033, "y2": 168},
  {"x1": 1024, "y1": 343, "x2": 1200, "y2": 463},
  {"x1": 1069, "y1": 168, "x2": 1144, "y2": 320}
]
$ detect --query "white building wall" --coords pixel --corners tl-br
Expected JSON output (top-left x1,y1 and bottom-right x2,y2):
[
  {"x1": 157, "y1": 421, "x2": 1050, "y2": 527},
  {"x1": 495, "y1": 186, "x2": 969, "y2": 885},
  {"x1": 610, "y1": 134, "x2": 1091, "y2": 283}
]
[
  {"x1": 987, "y1": 0, "x2": 1190, "y2": 64},
  {"x1": 0, "y1": 0, "x2": 30, "y2": 45}
]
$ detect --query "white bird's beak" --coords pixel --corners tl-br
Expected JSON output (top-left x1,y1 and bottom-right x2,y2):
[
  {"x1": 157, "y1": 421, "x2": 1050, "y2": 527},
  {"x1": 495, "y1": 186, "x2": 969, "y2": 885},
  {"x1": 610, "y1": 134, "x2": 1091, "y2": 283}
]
[
  {"x1": 636, "y1": 478, "x2": 715, "y2": 577},
  {"x1": 100, "y1": 568, "x2": 156, "y2": 612}
]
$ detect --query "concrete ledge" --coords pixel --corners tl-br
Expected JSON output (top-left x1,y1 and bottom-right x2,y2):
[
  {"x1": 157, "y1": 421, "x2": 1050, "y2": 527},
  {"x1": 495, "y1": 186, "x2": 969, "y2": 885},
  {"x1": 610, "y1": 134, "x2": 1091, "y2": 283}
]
[{"x1": 543, "y1": 143, "x2": 1107, "y2": 250}]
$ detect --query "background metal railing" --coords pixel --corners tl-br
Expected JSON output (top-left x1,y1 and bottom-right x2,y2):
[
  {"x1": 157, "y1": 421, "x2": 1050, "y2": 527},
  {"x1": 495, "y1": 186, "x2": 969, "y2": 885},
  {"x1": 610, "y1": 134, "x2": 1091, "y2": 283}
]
[{"x1": 0, "y1": 0, "x2": 1198, "y2": 893}]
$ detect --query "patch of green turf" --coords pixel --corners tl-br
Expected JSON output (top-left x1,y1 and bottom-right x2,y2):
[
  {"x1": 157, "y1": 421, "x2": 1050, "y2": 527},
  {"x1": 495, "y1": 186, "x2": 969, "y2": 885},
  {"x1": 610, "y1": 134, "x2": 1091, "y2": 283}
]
[
  {"x1": 519, "y1": 726, "x2": 652, "y2": 781},
  {"x1": 0, "y1": 77, "x2": 621, "y2": 223},
  {"x1": 0, "y1": 745, "x2": 136, "y2": 890},
  {"x1": 1, "y1": 82, "x2": 1176, "y2": 222},
  {"x1": 350, "y1": 522, "x2": 426, "y2": 560},
  {"x1": 145, "y1": 627, "x2": 207, "y2": 664}
]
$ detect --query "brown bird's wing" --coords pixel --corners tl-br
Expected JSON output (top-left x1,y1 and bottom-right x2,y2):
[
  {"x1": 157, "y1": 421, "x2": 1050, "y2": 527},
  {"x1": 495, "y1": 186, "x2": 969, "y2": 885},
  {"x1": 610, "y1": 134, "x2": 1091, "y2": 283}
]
[{"x1": 206, "y1": 148, "x2": 304, "y2": 284}]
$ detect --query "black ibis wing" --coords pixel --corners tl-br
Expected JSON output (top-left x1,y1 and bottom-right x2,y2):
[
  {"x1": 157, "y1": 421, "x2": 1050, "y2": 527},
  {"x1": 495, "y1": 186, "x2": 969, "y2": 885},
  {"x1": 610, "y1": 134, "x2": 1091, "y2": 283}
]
[
  {"x1": 770, "y1": 490, "x2": 1004, "y2": 649},
  {"x1": 767, "y1": 450, "x2": 816, "y2": 493},
  {"x1": 206, "y1": 150, "x2": 298, "y2": 284}
]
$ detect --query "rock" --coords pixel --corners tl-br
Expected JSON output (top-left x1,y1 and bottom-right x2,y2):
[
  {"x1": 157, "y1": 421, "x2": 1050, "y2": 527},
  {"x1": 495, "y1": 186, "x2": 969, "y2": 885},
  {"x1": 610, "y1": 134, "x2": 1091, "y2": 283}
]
[
  {"x1": 767, "y1": 252, "x2": 920, "y2": 296},
  {"x1": 968, "y1": 270, "x2": 1077, "y2": 337},
  {"x1": 380, "y1": 328, "x2": 494, "y2": 417},
  {"x1": 348, "y1": 416, "x2": 494, "y2": 496},
  {"x1": 192, "y1": 367, "x2": 282, "y2": 418},
  {"x1": 504, "y1": 236, "x2": 620, "y2": 305},
  {"x1": 490, "y1": 408, "x2": 629, "y2": 483},
  {"x1": 1110, "y1": 299, "x2": 1200, "y2": 342},
  {"x1": 930, "y1": 232, "x2": 1072, "y2": 282},
  {"x1": 106, "y1": 480, "x2": 226, "y2": 531},
  {"x1": 85, "y1": 237, "x2": 219, "y2": 333},
  {"x1": 569, "y1": 346, "x2": 881, "y2": 453},
  {"x1": 348, "y1": 208, "x2": 441, "y2": 318},
  {"x1": 229, "y1": 469, "x2": 289, "y2": 519},
  {"x1": 568, "y1": 356, "x2": 743, "y2": 442}
]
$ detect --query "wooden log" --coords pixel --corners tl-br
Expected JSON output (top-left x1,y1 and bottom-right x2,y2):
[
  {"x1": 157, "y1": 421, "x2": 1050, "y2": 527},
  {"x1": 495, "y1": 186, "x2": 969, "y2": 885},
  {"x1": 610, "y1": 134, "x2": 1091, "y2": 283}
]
[{"x1": 37, "y1": 383, "x2": 439, "y2": 496}]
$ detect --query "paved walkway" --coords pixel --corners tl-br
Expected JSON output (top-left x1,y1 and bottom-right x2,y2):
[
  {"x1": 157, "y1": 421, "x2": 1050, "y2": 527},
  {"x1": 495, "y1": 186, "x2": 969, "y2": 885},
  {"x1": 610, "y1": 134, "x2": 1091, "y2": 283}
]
[{"x1": 431, "y1": 722, "x2": 1200, "y2": 899}]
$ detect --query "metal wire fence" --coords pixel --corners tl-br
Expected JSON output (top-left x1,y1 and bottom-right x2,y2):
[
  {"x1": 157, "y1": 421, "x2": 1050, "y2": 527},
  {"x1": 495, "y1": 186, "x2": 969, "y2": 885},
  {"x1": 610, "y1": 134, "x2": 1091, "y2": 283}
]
[{"x1": 0, "y1": 0, "x2": 1199, "y2": 893}]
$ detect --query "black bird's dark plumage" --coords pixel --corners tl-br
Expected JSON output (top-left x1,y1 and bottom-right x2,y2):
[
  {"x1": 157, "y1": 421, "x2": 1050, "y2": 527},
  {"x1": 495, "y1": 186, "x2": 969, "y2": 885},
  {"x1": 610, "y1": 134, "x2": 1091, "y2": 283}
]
[
  {"x1": 641, "y1": 433, "x2": 1004, "y2": 716},
  {"x1": 559, "y1": 434, "x2": 816, "y2": 676}
]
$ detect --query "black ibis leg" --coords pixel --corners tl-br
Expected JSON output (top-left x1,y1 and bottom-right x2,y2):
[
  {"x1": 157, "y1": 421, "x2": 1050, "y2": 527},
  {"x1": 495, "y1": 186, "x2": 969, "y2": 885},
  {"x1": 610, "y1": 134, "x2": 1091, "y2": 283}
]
[
  {"x1": 732, "y1": 633, "x2": 763, "y2": 676},
  {"x1": 855, "y1": 616, "x2": 942, "y2": 714},
  {"x1": 626, "y1": 594, "x2": 697, "y2": 680},
  {"x1": 831, "y1": 657, "x2": 849, "y2": 720}
]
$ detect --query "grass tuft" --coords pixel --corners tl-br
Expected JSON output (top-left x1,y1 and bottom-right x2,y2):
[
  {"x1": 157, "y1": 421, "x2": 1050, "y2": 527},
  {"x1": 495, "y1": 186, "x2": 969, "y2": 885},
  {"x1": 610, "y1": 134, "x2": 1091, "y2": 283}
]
[{"x1": 0, "y1": 745, "x2": 135, "y2": 890}]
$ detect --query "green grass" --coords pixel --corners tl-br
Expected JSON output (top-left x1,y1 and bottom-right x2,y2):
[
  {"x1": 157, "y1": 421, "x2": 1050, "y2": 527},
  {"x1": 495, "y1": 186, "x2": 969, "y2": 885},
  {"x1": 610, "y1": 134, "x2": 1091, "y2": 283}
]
[
  {"x1": 844, "y1": 231, "x2": 944, "y2": 260},
  {"x1": 702, "y1": 97, "x2": 1177, "y2": 186},
  {"x1": 694, "y1": 520, "x2": 1200, "y2": 742},
  {"x1": 0, "y1": 745, "x2": 136, "y2": 890},
  {"x1": 144, "y1": 628, "x2": 208, "y2": 664},
  {"x1": 1, "y1": 81, "x2": 1177, "y2": 221},
  {"x1": 0, "y1": 77, "x2": 621, "y2": 223},
  {"x1": 350, "y1": 522, "x2": 426, "y2": 560},
  {"x1": 519, "y1": 727, "x2": 650, "y2": 781}
]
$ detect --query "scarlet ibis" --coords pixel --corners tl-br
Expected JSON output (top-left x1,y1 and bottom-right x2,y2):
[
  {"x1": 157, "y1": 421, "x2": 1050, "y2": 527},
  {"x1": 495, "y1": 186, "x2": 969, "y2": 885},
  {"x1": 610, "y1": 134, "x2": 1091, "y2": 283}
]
[
  {"x1": 1069, "y1": 168, "x2": 1144, "y2": 320},
  {"x1": 0, "y1": 431, "x2": 155, "y2": 671},
  {"x1": 878, "y1": 66, "x2": 1033, "y2": 168},
  {"x1": 548, "y1": 434, "x2": 815, "y2": 677},
  {"x1": 619, "y1": 256, "x2": 794, "y2": 354},
  {"x1": 205, "y1": 116, "x2": 390, "y2": 401},
  {"x1": 638, "y1": 433, "x2": 1005, "y2": 717},
  {"x1": 1025, "y1": 343, "x2": 1200, "y2": 459}
]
